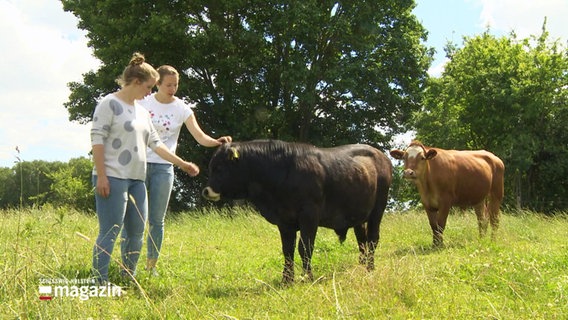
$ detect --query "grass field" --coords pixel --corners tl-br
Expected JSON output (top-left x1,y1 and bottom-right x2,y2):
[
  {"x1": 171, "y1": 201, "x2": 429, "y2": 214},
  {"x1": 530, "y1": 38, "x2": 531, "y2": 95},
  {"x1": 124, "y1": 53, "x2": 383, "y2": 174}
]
[{"x1": 1, "y1": 206, "x2": 567, "y2": 319}]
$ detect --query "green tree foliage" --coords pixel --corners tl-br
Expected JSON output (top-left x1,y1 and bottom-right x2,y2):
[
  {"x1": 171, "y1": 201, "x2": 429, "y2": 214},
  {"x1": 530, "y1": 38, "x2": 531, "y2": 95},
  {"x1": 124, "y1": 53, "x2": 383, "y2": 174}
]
[
  {"x1": 47, "y1": 158, "x2": 94, "y2": 212},
  {"x1": 61, "y1": 0, "x2": 432, "y2": 210},
  {"x1": 414, "y1": 24, "x2": 568, "y2": 212},
  {"x1": 0, "y1": 158, "x2": 93, "y2": 211},
  {"x1": 0, "y1": 167, "x2": 15, "y2": 207},
  {"x1": 388, "y1": 164, "x2": 421, "y2": 211},
  {"x1": 0, "y1": 160, "x2": 59, "y2": 208}
]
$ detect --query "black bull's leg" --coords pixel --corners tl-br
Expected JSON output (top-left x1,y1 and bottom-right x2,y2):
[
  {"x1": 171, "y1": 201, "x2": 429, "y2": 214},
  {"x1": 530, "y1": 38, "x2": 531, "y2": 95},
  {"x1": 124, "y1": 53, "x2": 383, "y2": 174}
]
[
  {"x1": 354, "y1": 224, "x2": 376, "y2": 270},
  {"x1": 278, "y1": 225, "x2": 296, "y2": 283},
  {"x1": 298, "y1": 225, "x2": 317, "y2": 282},
  {"x1": 278, "y1": 222, "x2": 318, "y2": 283}
]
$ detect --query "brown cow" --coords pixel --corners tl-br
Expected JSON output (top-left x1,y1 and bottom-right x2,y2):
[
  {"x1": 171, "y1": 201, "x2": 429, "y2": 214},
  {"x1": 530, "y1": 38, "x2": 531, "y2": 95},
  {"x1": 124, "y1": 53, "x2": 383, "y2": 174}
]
[{"x1": 390, "y1": 141, "x2": 504, "y2": 246}]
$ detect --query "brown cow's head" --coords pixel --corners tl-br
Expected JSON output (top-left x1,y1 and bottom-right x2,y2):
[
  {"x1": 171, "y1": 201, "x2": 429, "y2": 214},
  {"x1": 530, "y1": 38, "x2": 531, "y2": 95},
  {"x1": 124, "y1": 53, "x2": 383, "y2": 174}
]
[{"x1": 390, "y1": 141, "x2": 437, "y2": 180}]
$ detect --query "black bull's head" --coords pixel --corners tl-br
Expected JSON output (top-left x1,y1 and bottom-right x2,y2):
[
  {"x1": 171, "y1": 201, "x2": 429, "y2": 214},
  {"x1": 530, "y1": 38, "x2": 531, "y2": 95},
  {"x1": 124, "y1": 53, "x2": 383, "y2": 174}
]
[{"x1": 202, "y1": 145, "x2": 241, "y2": 201}]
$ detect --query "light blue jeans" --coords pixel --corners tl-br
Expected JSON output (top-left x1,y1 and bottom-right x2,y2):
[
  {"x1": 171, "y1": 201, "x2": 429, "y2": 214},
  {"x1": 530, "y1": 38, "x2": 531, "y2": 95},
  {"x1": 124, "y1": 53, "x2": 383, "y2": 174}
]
[
  {"x1": 144, "y1": 163, "x2": 174, "y2": 260},
  {"x1": 92, "y1": 176, "x2": 147, "y2": 283}
]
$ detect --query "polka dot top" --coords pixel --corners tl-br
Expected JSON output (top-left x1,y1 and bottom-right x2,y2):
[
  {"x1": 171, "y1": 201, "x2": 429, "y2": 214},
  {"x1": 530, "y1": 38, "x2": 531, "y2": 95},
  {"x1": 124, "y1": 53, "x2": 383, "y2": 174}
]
[{"x1": 91, "y1": 94, "x2": 163, "y2": 181}]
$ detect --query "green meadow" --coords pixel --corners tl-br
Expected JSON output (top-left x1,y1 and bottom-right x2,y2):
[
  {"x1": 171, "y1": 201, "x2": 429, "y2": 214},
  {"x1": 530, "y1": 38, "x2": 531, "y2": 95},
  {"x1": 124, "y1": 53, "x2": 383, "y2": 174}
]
[{"x1": 1, "y1": 206, "x2": 567, "y2": 319}]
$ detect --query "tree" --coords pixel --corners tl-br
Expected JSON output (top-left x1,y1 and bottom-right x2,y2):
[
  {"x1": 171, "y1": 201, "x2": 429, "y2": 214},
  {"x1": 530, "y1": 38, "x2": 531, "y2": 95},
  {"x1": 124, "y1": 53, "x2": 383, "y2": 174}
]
[
  {"x1": 0, "y1": 160, "x2": 66, "y2": 209},
  {"x1": 414, "y1": 24, "x2": 568, "y2": 212},
  {"x1": 0, "y1": 158, "x2": 93, "y2": 211},
  {"x1": 0, "y1": 167, "x2": 15, "y2": 208},
  {"x1": 48, "y1": 157, "x2": 94, "y2": 212},
  {"x1": 62, "y1": 0, "x2": 432, "y2": 209}
]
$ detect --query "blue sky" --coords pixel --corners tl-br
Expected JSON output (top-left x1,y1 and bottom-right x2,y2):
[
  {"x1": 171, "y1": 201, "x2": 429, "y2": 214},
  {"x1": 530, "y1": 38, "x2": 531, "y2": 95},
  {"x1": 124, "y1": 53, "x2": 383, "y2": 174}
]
[
  {"x1": 0, "y1": 0, "x2": 566, "y2": 167},
  {"x1": 415, "y1": 0, "x2": 484, "y2": 74},
  {"x1": 415, "y1": 0, "x2": 568, "y2": 76}
]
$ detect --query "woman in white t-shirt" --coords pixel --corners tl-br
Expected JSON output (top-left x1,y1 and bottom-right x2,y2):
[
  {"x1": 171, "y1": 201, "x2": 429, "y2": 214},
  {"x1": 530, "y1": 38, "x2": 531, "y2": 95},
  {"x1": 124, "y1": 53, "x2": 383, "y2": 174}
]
[{"x1": 137, "y1": 65, "x2": 232, "y2": 275}]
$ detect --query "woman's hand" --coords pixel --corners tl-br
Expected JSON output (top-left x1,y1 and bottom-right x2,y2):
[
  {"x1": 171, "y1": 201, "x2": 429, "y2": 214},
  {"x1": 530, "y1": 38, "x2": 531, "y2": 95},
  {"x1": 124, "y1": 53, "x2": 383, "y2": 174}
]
[
  {"x1": 179, "y1": 161, "x2": 200, "y2": 177},
  {"x1": 96, "y1": 175, "x2": 110, "y2": 198},
  {"x1": 217, "y1": 136, "x2": 232, "y2": 144}
]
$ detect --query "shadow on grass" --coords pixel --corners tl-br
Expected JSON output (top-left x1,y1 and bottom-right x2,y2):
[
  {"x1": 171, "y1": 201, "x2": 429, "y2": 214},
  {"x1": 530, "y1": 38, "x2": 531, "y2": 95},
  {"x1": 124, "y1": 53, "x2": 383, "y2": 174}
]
[
  {"x1": 390, "y1": 241, "x2": 468, "y2": 258},
  {"x1": 205, "y1": 284, "x2": 264, "y2": 299},
  {"x1": 203, "y1": 273, "x2": 339, "y2": 300}
]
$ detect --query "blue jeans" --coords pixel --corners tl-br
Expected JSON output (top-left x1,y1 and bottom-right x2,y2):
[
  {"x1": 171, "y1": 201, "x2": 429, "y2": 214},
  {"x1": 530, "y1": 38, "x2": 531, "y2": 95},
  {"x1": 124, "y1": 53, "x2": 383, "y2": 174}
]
[
  {"x1": 92, "y1": 176, "x2": 147, "y2": 283},
  {"x1": 144, "y1": 163, "x2": 174, "y2": 260}
]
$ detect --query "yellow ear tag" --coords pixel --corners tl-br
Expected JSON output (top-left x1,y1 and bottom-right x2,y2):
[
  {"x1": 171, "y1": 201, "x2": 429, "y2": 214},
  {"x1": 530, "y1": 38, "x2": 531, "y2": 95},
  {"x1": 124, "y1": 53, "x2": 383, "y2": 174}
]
[{"x1": 229, "y1": 147, "x2": 239, "y2": 160}]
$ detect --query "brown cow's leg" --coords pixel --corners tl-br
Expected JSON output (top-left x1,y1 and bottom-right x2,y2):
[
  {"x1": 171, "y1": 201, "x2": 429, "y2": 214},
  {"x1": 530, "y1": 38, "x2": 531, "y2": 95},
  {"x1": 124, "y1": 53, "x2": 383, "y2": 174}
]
[
  {"x1": 436, "y1": 205, "x2": 451, "y2": 247},
  {"x1": 488, "y1": 197, "x2": 501, "y2": 240},
  {"x1": 474, "y1": 202, "x2": 489, "y2": 237},
  {"x1": 490, "y1": 161, "x2": 504, "y2": 240},
  {"x1": 278, "y1": 225, "x2": 296, "y2": 283},
  {"x1": 426, "y1": 209, "x2": 444, "y2": 247}
]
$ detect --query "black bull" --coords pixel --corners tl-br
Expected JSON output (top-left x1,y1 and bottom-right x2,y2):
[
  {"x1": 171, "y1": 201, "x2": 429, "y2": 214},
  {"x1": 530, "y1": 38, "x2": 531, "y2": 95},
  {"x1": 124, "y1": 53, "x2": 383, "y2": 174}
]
[{"x1": 202, "y1": 140, "x2": 393, "y2": 283}]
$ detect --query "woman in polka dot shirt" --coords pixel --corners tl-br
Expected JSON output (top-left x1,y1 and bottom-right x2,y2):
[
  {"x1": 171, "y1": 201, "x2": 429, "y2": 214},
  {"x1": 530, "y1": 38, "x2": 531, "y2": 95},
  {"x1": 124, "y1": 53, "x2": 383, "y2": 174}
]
[{"x1": 90, "y1": 52, "x2": 199, "y2": 284}]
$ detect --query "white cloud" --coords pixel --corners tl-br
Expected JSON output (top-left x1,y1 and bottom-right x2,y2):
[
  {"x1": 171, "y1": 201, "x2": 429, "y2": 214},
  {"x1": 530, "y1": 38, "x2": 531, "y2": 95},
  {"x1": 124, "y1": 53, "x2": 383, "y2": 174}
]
[
  {"x1": 427, "y1": 58, "x2": 450, "y2": 78},
  {"x1": 427, "y1": 0, "x2": 568, "y2": 77},
  {"x1": 478, "y1": 0, "x2": 568, "y2": 41},
  {"x1": 0, "y1": 0, "x2": 100, "y2": 167}
]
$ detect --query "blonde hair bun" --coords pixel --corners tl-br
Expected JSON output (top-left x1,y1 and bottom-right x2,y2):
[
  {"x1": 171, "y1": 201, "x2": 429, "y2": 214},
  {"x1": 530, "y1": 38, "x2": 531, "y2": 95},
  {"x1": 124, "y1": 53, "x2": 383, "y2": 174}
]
[
  {"x1": 116, "y1": 52, "x2": 159, "y2": 87},
  {"x1": 129, "y1": 52, "x2": 146, "y2": 66}
]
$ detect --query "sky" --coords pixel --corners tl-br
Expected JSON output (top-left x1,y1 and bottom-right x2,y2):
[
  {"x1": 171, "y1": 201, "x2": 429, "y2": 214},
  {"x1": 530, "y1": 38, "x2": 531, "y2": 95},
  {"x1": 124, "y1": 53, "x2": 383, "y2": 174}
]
[{"x1": 0, "y1": 0, "x2": 567, "y2": 168}]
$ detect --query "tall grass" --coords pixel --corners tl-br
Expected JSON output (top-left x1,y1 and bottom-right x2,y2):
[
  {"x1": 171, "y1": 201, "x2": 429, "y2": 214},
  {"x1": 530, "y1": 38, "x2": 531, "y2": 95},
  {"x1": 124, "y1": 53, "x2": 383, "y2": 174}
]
[{"x1": 1, "y1": 206, "x2": 567, "y2": 319}]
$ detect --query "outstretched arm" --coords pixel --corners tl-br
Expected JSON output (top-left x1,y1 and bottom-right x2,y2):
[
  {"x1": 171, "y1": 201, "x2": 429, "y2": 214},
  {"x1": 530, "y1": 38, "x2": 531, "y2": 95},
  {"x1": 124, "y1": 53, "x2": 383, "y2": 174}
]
[
  {"x1": 153, "y1": 144, "x2": 200, "y2": 176},
  {"x1": 185, "y1": 113, "x2": 232, "y2": 147}
]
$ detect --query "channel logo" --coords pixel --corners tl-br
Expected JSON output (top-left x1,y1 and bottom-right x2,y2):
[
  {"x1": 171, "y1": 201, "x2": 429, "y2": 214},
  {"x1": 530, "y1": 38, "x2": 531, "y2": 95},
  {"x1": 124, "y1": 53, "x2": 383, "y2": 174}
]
[
  {"x1": 39, "y1": 286, "x2": 53, "y2": 301},
  {"x1": 38, "y1": 280, "x2": 123, "y2": 301}
]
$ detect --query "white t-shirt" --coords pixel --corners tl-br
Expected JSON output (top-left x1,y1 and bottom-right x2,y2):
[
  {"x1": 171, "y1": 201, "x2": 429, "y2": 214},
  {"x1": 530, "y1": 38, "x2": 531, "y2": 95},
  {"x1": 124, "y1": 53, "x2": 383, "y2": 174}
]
[
  {"x1": 91, "y1": 94, "x2": 163, "y2": 181},
  {"x1": 139, "y1": 94, "x2": 193, "y2": 164}
]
